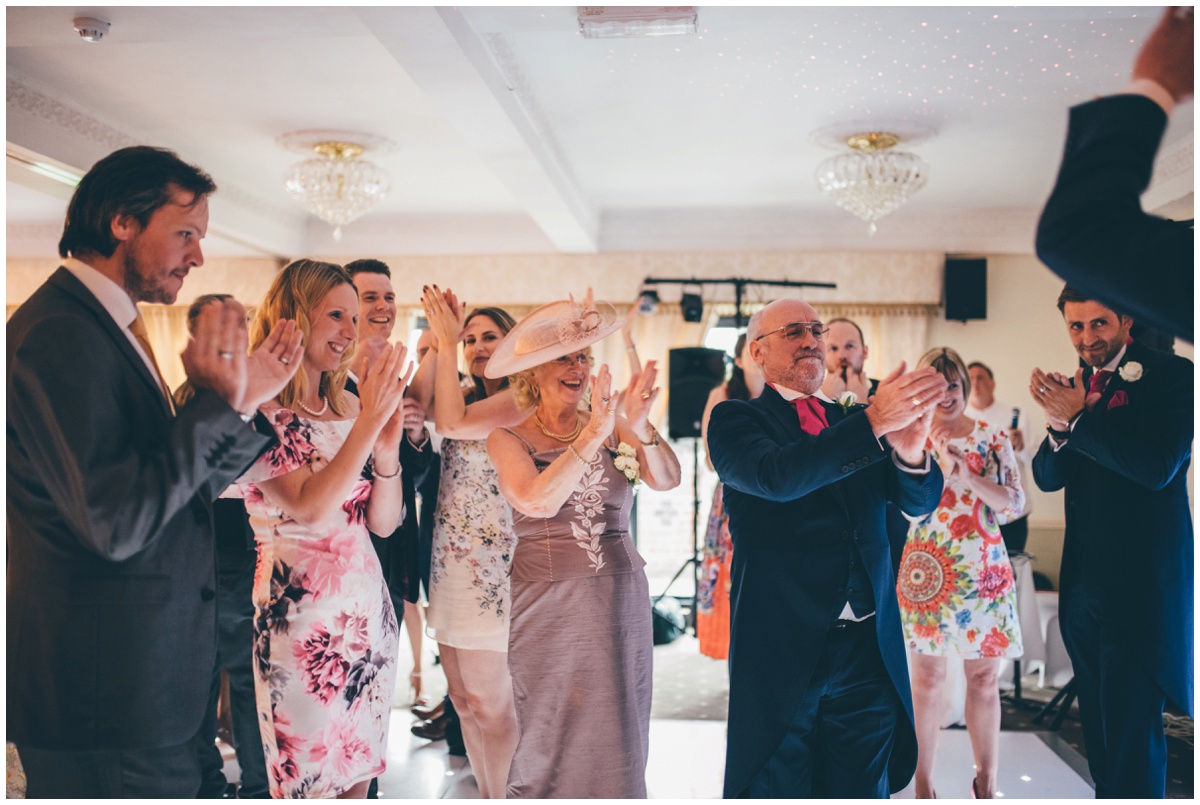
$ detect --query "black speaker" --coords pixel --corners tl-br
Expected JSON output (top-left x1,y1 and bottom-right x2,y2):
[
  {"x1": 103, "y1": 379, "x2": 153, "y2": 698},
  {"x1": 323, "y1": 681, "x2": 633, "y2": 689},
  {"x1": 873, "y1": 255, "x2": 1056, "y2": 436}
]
[
  {"x1": 945, "y1": 257, "x2": 987, "y2": 321},
  {"x1": 668, "y1": 347, "x2": 727, "y2": 440}
]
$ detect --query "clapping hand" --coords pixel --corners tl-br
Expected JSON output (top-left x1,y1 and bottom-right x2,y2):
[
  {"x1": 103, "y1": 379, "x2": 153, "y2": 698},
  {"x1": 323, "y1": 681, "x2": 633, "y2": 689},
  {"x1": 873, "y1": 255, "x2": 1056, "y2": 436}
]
[
  {"x1": 422, "y1": 285, "x2": 466, "y2": 349},
  {"x1": 360, "y1": 342, "x2": 412, "y2": 434},
  {"x1": 1029, "y1": 367, "x2": 1085, "y2": 431},
  {"x1": 623, "y1": 360, "x2": 661, "y2": 439},
  {"x1": 584, "y1": 363, "x2": 617, "y2": 443}
]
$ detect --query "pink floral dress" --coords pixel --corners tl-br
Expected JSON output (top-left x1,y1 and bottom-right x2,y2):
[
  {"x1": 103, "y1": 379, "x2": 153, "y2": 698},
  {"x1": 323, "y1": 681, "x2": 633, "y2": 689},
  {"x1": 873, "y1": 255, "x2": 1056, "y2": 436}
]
[
  {"x1": 238, "y1": 408, "x2": 399, "y2": 798},
  {"x1": 897, "y1": 420, "x2": 1025, "y2": 659}
]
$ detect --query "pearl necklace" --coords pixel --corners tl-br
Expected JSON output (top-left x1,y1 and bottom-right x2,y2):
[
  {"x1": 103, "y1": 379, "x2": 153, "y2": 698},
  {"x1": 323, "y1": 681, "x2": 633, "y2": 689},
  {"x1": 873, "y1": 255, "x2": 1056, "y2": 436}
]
[
  {"x1": 534, "y1": 413, "x2": 582, "y2": 443},
  {"x1": 297, "y1": 396, "x2": 329, "y2": 417}
]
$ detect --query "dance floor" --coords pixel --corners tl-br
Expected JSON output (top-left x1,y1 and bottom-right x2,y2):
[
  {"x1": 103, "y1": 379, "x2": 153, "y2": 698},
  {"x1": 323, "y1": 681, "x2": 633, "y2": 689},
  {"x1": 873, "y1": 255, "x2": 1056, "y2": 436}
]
[{"x1": 185, "y1": 628, "x2": 1188, "y2": 799}]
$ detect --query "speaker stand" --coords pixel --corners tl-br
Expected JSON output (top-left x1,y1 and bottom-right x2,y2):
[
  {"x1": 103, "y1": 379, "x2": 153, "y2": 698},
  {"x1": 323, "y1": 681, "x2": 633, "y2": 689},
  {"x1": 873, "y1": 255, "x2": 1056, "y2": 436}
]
[{"x1": 653, "y1": 438, "x2": 703, "y2": 634}]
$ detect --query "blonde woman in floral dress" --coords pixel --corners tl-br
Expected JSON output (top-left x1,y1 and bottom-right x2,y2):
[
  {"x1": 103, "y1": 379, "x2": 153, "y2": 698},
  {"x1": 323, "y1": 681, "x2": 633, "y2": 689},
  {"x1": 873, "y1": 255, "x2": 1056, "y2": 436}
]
[
  {"x1": 486, "y1": 293, "x2": 682, "y2": 798},
  {"x1": 896, "y1": 347, "x2": 1025, "y2": 800},
  {"x1": 410, "y1": 287, "x2": 528, "y2": 798},
  {"x1": 237, "y1": 260, "x2": 413, "y2": 798}
]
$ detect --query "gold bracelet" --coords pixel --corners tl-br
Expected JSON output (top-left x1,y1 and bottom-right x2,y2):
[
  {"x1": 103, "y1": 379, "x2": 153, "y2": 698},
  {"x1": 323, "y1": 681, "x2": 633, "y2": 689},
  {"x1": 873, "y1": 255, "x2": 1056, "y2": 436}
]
[
  {"x1": 566, "y1": 445, "x2": 588, "y2": 465},
  {"x1": 638, "y1": 427, "x2": 661, "y2": 448},
  {"x1": 372, "y1": 460, "x2": 402, "y2": 480}
]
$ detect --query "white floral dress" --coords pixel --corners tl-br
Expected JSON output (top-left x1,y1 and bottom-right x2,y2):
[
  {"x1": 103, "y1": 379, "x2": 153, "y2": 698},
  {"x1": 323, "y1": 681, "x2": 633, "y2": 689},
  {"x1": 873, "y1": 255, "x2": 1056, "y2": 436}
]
[
  {"x1": 425, "y1": 437, "x2": 517, "y2": 651},
  {"x1": 238, "y1": 409, "x2": 399, "y2": 798},
  {"x1": 897, "y1": 420, "x2": 1025, "y2": 658}
]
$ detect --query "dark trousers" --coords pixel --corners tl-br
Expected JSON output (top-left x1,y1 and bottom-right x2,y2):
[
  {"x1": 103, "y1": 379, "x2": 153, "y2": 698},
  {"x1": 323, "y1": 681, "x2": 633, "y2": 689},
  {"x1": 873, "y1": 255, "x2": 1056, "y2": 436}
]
[
  {"x1": 999, "y1": 515, "x2": 1029, "y2": 555},
  {"x1": 19, "y1": 737, "x2": 202, "y2": 798},
  {"x1": 1060, "y1": 589, "x2": 1168, "y2": 798},
  {"x1": 198, "y1": 549, "x2": 269, "y2": 798},
  {"x1": 742, "y1": 618, "x2": 899, "y2": 798}
]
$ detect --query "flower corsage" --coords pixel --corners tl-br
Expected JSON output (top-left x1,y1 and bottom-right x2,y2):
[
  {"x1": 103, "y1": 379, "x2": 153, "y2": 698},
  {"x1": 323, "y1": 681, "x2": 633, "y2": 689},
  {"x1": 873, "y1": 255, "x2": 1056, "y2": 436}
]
[
  {"x1": 613, "y1": 442, "x2": 641, "y2": 486},
  {"x1": 1117, "y1": 361, "x2": 1143, "y2": 383},
  {"x1": 837, "y1": 391, "x2": 858, "y2": 414}
]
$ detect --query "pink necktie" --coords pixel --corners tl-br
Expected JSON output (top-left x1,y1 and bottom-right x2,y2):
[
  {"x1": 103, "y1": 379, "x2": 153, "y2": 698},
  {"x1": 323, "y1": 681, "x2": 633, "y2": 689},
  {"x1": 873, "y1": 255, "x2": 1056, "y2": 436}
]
[
  {"x1": 794, "y1": 396, "x2": 830, "y2": 435},
  {"x1": 1085, "y1": 370, "x2": 1112, "y2": 411}
]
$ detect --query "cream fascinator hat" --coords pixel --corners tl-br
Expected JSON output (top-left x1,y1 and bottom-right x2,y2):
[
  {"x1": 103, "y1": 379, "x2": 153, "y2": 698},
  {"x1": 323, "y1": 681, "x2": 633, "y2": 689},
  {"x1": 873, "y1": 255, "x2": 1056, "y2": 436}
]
[{"x1": 485, "y1": 289, "x2": 623, "y2": 378}]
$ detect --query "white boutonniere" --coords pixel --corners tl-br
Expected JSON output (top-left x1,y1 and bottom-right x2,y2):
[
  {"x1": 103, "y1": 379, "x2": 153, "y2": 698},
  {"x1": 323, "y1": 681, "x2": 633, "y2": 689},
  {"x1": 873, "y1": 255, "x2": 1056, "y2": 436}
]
[
  {"x1": 837, "y1": 391, "x2": 858, "y2": 414},
  {"x1": 613, "y1": 442, "x2": 641, "y2": 486},
  {"x1": 1117, "y1": 361, "x2": 1143, "y2": 383}
]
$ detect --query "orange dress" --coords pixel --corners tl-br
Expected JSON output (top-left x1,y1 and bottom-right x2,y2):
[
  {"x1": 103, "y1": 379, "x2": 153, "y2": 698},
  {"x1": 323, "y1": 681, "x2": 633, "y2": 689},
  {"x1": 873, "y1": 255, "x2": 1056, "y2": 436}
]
[{"x1": 697, "y1": 482, "x2": 733, "y2": 659}]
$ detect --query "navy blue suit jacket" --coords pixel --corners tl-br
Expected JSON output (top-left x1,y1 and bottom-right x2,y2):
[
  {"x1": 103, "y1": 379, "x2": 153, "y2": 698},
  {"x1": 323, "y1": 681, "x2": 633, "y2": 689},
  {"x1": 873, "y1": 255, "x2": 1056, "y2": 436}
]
[
  {"x1": 1032, "y1": 341, "x2": 1193, "y2": 716},
  {"x1": 708, "y1": 385, "x2": 943, "y2": 796},
  {"x1": 1037, "y1": 94, "x2": 1193, "y2": 342}
]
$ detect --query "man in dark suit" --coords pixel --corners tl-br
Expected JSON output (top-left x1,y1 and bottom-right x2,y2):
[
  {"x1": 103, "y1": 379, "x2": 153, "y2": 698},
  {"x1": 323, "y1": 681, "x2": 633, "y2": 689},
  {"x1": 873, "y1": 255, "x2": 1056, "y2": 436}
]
[
  {"x1": 1036, "y1": 7, "x2": 1193, "y2": 342},
  {"x1": 6, "y1": 146, "x2": 302, "y2": 798},
  {"x1": 707, "y1": 298, "x2": 946, "y2": 798},
  {"x1": 1030, "y1": 285, "x2": 1193, "y2": 798}
]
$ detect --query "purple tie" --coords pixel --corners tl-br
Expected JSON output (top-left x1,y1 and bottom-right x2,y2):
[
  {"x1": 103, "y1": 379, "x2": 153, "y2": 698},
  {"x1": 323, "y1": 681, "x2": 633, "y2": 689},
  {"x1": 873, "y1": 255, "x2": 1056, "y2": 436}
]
[{"x1": 794, "y1": 396, "x2": 830, "y2": 435}]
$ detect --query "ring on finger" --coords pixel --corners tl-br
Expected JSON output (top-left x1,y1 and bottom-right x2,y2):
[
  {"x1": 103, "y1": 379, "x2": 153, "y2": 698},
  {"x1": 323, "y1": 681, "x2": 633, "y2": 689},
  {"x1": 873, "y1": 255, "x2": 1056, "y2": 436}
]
[
  {"x1": 280, "y1": 357, "x2": 290, "y2": 365},
  {"x1": 911, "y1": 396, "x2": 921, "y2": 406},
  {"x1": 601, "y1": 396, "x2": 611, "y2": 404},
  {"x1": 218, "y1": 351, "x2": 235, "y2": 360},
  {"x1": 1039, "y1": 385, "x2": 1047, "y2": 393},
  {"x1": 607, "y1": 406, "x2": 617, "y2": 414}
]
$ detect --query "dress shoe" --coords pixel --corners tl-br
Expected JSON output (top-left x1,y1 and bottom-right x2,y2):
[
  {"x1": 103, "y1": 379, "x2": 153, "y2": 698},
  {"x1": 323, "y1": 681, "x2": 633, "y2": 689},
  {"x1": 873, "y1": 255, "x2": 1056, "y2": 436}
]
[
  {"x1": 411, "y1": 698, "x2": 446, "y2": 720},
  {"x1": 410, "y1": 713, "x2": 449, "y2": 741}
]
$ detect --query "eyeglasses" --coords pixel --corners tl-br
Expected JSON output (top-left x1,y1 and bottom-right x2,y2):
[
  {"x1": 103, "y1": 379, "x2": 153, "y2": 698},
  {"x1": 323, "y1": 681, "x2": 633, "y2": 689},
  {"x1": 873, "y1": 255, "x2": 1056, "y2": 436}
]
[
  {"x1": 552, "y1": 353, "x2": 594, "y2": 368},
  {"x1": 754, "y1": 321, "x2": 829, "y2": 342}
]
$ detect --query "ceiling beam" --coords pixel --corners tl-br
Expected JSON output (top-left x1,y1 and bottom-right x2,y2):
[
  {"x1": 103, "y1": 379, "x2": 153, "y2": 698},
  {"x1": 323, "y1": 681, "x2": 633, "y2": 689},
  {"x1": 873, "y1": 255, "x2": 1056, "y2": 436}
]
[{"x1": 355, "y1": 7, "x2": 598, "y2": 253}]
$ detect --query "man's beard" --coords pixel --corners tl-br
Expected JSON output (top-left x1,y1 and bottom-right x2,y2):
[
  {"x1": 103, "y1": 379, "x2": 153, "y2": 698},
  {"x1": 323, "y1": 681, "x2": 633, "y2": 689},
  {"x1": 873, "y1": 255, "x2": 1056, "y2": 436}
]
[{"x1": 123, "y1": 252, "x2": 174, "y2": 304}]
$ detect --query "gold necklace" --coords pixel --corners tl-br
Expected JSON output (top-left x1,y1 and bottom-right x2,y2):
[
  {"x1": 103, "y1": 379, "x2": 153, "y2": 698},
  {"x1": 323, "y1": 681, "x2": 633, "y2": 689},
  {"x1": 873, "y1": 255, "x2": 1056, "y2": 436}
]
[{"x1": 534, "y1": 412, "x2": 583, "y2": 443}]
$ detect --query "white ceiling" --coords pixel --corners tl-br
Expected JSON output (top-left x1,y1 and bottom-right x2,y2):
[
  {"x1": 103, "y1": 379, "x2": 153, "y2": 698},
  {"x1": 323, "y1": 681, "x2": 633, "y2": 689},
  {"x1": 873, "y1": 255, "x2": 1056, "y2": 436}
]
[{"x1": 6, "y1": 5, "x2": 1193, "y2": 260}]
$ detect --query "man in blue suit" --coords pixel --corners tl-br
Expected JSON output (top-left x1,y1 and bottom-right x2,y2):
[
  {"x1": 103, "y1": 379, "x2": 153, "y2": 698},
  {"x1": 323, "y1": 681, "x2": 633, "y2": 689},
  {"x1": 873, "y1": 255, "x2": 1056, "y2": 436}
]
[
  {"x1": 1030, "y1": 285, "x2": 1193, "y2": 798},
  {"x1": 708, "y1": 298, "x2": 946, "y2": 798},
  {"x1": 1036, "y1": 7, "x2": 1193, "y2": 343}
]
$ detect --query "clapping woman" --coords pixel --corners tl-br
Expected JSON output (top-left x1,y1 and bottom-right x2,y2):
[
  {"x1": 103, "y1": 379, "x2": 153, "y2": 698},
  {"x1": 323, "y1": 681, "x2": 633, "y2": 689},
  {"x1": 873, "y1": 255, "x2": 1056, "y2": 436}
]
[
  {"x1": 236, "y1": 260, "x2": 412, "y2": 799},
  {"x1": 895, "y1": 347, "x2": 1025, "y2": 799},
  {"x1": 486, "y1": 292, "x2": 682, "y2": 798},
  {"x1": 410, "y1": 286, "x2": 528, "y2": 799}
]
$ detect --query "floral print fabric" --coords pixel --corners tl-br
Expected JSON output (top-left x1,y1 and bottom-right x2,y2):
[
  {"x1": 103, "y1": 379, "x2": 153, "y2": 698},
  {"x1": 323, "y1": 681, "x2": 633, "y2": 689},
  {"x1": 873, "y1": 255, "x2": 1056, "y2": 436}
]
[
  {"x1": 426, "y1": 437, "x2": 517, "y2": 651},
  {"x1": 238, "y1": 408, "x2": 398, "y2": 799},
  {"x1": 897, "y1": 420, "x2": 1025, "y2": 658},
  {"x1": 697, "y1": 482, "x2": 733, "y2": 660}
]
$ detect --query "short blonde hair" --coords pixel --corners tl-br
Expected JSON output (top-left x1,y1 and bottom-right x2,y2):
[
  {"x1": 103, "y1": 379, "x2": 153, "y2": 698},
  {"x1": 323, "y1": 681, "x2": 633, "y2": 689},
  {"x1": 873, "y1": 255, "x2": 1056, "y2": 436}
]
[
  {"x1": 249, "y1": 259, "x2": 356, "y2": 416},
  {"x1": 916, "y1": 346, "x2": 971, "y2": 400},
  {"x1": 509, "y1": 346, "x2": 593, "y2": 410}
]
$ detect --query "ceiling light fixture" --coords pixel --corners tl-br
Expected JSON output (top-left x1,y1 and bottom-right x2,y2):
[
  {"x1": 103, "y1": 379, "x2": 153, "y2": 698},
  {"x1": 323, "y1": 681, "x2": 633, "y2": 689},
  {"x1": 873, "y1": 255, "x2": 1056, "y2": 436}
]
[
  {"x1": 577, "y1": 6, "x2": 697, "y2": 39},
  {"x1": 280, "y1": 132, "x2": 391, "y2": 241},
  {"x1": 815, "y1": 132, "x2": 929, "y2": 235},
  {"x1": 637, "y1": 288, "x2": 660, "y2": 315}
]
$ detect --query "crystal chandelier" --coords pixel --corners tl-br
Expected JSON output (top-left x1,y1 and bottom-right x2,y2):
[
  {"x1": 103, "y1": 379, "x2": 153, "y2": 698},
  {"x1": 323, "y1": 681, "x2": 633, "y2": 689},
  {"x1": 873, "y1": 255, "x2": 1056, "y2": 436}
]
[
  {"x1": 815, "y1": 132, "x2": 928, "y2": 235},
  {"x1": 283, "y1": 140, "x2": 390, "y2": 240}
]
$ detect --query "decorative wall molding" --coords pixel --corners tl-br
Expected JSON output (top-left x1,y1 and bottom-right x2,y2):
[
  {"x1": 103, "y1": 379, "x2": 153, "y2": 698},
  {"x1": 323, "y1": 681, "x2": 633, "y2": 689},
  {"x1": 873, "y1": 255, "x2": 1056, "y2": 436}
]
[
  {"x1": 7, "y1": 74, "x2": 295, "y2": 229},
  {"x1": 7, "y1": 76, "x2": 136, "y2": 152}
]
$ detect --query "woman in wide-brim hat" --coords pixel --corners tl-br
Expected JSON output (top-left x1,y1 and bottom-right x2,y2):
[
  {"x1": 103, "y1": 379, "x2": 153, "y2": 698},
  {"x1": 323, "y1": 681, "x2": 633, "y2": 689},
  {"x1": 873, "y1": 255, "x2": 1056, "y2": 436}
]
[{"x1": 486, "y1": 290, "x2": 682, "y2": 799}]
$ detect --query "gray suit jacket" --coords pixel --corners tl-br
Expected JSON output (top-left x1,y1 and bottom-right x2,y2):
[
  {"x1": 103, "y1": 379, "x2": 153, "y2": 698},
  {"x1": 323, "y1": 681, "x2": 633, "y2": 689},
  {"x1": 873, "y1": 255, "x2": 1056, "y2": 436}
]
[{"x1": 6, "y1": 267, "x2": 269, "y2": 750}]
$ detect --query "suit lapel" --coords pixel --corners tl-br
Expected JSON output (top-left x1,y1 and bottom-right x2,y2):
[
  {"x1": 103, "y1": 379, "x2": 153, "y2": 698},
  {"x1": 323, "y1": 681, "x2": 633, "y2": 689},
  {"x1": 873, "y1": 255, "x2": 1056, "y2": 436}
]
[
  {"x1": 759, "y1": 385, "x2": 803, "y2": 440},
  {"x1": 50, "y1": 268, "x2": 173, "y2": 420}
]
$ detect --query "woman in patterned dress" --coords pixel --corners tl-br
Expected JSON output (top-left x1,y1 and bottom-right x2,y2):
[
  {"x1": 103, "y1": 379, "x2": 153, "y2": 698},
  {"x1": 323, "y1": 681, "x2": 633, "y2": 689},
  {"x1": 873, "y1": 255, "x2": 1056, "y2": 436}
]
[
  {"x1": 896, "y1": 347, "x2": 1025, "y2": 800},
  {"x1": 697, "y1": 333, "x2": 764, "y2": 660},
  {"x1": 485, "y1": 292, "x2": 681, "y2": 797},
  {"x1": 237, "y1": 260, "x2": 413, "y2": 798},
  {"x1": 410, "y1": 286, "x2": 527, "y2": 798}
]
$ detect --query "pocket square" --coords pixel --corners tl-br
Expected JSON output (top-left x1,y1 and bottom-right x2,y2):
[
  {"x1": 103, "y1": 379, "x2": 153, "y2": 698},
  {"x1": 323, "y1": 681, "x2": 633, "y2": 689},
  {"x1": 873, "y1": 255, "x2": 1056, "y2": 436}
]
[{"x1": 1107, "y1": 390, "x2": 1129, "y2": 410}]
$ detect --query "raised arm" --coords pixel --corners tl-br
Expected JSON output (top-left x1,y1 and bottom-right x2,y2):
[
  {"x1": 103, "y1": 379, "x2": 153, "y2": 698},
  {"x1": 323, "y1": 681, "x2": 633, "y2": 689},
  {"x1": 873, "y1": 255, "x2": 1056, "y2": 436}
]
[
  {"x1": 7, "y1": 313, "x2": 268, "y2": 562},
  {"x1": 617, "y1": 359, "x2": 680, "y2": 491},
  {"x1": 257, "y1": 344, "x2": 409, "y2": 532},
  {"x1": 489, "y1": 366, "x2": 617, "y2": 518}
]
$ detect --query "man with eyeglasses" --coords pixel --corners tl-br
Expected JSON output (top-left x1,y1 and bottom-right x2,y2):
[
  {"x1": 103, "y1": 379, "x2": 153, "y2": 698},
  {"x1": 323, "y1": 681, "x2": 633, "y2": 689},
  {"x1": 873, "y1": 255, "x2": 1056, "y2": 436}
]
[{"x1": 707, "y1": 297, "x2": 947, "y2": 798}]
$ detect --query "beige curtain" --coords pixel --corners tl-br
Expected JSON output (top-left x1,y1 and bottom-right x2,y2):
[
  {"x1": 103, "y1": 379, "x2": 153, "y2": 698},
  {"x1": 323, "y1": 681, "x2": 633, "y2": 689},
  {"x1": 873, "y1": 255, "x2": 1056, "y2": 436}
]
[{"x1": 811, "y1": 303, "x2": 937, "y2": 380}]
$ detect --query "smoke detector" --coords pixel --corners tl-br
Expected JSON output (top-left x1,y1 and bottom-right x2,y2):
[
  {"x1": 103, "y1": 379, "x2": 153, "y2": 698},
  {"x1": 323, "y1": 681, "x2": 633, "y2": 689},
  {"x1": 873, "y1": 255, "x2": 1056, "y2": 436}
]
[{"x1": 73, "y1": 17, "x2": 111, "y2": 43}]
